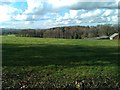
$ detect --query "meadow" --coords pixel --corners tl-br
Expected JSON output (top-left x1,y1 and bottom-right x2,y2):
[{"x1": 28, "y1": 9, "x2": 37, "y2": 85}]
[{"x1": 1, "y1": 35, "x2": 120, "y2": 89}]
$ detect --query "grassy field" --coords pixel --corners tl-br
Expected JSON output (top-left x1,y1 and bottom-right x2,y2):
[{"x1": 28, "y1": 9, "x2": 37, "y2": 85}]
[{"x1": 1, "y1": 35, "x2": 120, "y2": 89}]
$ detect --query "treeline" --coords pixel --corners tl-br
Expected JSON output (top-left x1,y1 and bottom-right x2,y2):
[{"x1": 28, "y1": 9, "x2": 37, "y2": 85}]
[
  {"x1": 2, "y1": 30, "x2": 20, "y2": 35},
  {"x1": 1, "y1": 28, "x2": 21, "y2": 35},
  {"x1": 2, "y1": 25, "x2": 118, "y2": 39}
]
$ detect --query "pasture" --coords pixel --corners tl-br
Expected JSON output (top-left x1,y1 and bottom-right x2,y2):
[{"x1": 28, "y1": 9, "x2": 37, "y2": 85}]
[{"x1": 1, "y1": 35, "x2": 120, "y2": 89}]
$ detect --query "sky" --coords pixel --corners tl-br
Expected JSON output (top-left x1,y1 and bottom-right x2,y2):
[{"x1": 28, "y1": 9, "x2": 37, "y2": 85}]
[{"x1": 0, "y1": 0, "x2": 119, "y2": 29}]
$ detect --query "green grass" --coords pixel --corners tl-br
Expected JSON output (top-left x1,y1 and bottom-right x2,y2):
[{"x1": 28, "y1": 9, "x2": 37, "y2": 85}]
[{"x1": 2, "y1": 35, "x2": 120, "y2": 89}]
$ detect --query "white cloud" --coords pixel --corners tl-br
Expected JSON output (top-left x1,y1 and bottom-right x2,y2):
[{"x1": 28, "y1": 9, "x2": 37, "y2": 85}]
[
  {"x1": 0, "y1": 5, "x2": 18, "y2": 22},
  {"x1": 76, "y1": 20, "x2": 82, "y2": 24},
  {"x1": 111, "y1": 15, "x2": 118, "y2": 23},
  {"x1": 70, "y1": 10, "x2": 78, "y2": 19},
  {"x1": 103, "y1": 10, "x2": 113, "y2": 16},
  {"x1": 1, "y1": 0, "x2": 119, "y2": 29},
  {"x1": 25, "y1": 0, "x2": 44, "y2": 14},
  {"x1": 48, "y1": 0, "x2": 78, "y2": 8},
  {"x1": 14, "y1": 14, "x2": 27, "y2": 20},
  {"x1": 24, "y1": 0, "x2": 118, "y2": 15},
  {"x1": 80, "y1": 9, "x2": 102, "y2": 18},
  {"x1": 12, "y1": 0, "x2": 118, "y2": 21},
  {"x1": 63, "y1": 12, "x2": 70, "y2": 19},
  {"x1": 102, "y1": 9, "x2": 116, "y2": 17}
]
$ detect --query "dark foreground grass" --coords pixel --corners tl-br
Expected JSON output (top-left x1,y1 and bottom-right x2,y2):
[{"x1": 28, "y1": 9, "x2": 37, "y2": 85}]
[{"x1": 1, "y1": 35, "x2": 120, "y2": 89}]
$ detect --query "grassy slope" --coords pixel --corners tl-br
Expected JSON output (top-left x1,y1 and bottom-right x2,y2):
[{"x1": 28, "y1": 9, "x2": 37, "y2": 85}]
[{"x1": 2, "y1": 35, "x2": 120, "y2": 88}]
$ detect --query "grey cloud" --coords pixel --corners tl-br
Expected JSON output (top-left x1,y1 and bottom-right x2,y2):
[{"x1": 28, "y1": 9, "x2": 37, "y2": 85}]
[{"x1": 68, "y1": 2, "x2": 117, "y2": 10}]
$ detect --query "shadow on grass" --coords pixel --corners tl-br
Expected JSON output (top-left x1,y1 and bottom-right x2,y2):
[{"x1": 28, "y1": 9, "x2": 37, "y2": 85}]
[
  {"x1": 2, "y1": 44, "x2": 119, "y2": 67},
  {"x1": 2, "y1": 43, "x2": 120, "y2": 88}
]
